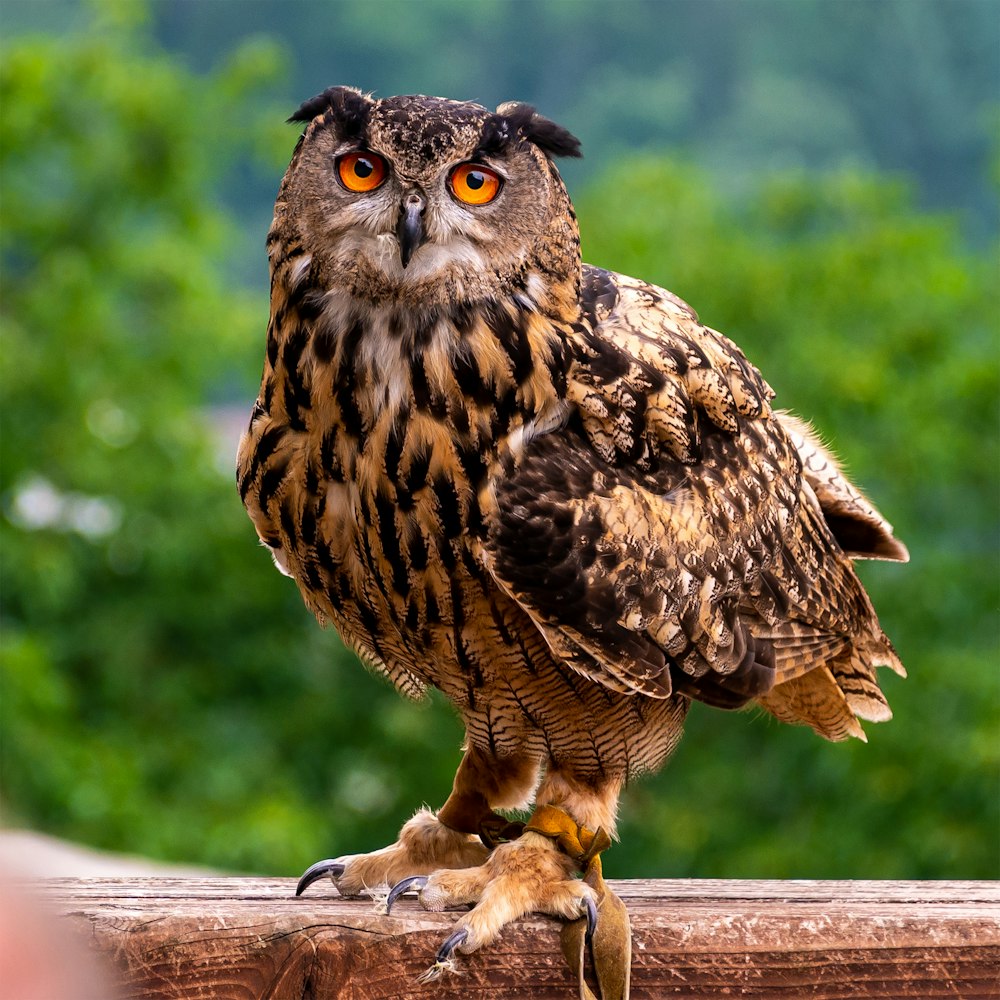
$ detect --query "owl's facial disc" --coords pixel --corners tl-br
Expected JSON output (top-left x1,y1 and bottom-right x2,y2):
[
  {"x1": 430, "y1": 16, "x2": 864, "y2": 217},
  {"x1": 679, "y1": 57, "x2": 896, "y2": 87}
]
[
  {"x1": 282, "y1": 92, "x2": 582, "y2": 306},
  {"x1": 322, "y1": 142, "x2": 497, "y2": 284},
  {"x1": 331, "y1": 157, "x2": 507, "y2": 288}
]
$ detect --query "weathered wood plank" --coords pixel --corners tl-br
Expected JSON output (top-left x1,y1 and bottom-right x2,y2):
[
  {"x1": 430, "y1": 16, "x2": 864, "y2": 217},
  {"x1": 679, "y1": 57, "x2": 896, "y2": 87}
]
[{"x1": 37, "y1": 877, "x2": 1000, "y2": 999}]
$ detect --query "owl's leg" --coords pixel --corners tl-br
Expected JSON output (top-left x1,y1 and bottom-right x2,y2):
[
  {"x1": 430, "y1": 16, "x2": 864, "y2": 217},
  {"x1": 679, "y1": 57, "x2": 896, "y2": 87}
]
[
  {"x1": 532, "y1": 768, "x2": 624, "y2": 838},
  {"x1": 296, "y1": 744, "x2": 539, "y2": 899},
  {"x1": 383, "y1": 768, "x2": 631, "y2": 994}
]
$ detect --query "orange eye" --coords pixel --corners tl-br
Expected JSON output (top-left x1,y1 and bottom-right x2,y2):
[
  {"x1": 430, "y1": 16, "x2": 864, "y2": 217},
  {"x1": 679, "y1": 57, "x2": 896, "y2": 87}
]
[
  {"x1": 450, "y1": 163, "x2": 502, "y2": 205},
  {"x1": 336, "y1": 152, "x2": 387, "y2": 193}
]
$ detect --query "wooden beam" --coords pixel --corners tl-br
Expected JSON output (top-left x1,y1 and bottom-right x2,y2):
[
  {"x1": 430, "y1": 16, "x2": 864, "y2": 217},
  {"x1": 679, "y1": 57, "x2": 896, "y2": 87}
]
[{"x1": 38, "y1": 877, "x2": 1000, "y2": 999}]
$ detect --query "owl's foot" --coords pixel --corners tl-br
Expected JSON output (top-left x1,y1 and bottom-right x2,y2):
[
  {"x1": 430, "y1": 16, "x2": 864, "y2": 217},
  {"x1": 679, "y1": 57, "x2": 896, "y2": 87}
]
[
  {"x1": 295, "y1": 807, "x2": 488, "y2": 899},
  {"x1": 385, "y1": 805, "x2": 632, "y2": 998},
  {"x1": 386, "y1": 830, "x2": 594, "y2": 969}
]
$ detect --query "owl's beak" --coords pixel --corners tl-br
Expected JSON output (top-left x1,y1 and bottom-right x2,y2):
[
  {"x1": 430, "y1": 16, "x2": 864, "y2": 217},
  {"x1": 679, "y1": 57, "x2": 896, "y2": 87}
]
[{"x1": 397, "y1": 193, "x2": 426, "y2": 268}]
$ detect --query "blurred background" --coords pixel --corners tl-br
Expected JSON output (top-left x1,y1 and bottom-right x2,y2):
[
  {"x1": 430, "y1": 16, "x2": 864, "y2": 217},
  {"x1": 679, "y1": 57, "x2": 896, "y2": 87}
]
[{"x1": 1, "y1": 0, "x2": 997, "y2": 880}]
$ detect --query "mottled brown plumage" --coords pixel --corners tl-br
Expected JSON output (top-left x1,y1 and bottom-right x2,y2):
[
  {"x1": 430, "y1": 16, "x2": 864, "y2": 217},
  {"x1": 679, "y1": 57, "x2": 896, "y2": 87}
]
[{"x1": 237, "y1": 88, "x2": 907, "y2": 987}]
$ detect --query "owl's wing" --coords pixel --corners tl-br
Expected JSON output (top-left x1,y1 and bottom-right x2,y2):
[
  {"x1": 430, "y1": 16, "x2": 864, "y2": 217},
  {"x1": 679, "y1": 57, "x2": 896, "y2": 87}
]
[
  {"x1": 565, "y1": 267, "x2": 774, "y2": 468},
  {"x1": 778, "y1": 412, "x2": 909, "y2": 562},
  {"x1": 479, "y1": 267, "x2": 904, "y2": 728}
]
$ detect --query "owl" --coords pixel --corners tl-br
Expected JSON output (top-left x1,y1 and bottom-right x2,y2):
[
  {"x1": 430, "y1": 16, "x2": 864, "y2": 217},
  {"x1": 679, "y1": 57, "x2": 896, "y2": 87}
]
[{"x1": 237, "y1": 87, "x2": 907, "y2": 992}]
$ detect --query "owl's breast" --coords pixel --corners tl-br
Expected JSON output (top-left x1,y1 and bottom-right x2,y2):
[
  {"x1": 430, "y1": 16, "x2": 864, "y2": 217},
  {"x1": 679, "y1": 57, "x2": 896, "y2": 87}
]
[{"x1": 240, "y1": 279, "x2": 578, "y2": 692}]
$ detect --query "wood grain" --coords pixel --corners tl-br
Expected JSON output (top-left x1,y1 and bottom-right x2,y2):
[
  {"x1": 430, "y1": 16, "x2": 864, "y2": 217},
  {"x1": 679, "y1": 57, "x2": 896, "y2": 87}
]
[{"x1": 35, "y1": 877, "x2": 1000, "y2": 999}]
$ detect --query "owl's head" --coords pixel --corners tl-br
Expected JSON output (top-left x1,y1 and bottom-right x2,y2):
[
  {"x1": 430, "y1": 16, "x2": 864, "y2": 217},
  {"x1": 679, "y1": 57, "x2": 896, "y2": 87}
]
[{"x1": 273, "y1": 87, "x2": 582, "y2": 312}]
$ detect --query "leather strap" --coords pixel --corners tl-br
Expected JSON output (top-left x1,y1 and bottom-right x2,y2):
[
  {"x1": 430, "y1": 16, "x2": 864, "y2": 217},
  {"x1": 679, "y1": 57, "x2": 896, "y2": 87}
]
[{"x1": 525, "y1": 804, "x2": 632, "y2": 1000}]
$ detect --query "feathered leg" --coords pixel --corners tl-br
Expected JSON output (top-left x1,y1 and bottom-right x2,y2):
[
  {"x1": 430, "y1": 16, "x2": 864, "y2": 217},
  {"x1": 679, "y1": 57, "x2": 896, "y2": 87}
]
[{"x1": 296, "y1": 742, "x2": 539, "y2": 898}]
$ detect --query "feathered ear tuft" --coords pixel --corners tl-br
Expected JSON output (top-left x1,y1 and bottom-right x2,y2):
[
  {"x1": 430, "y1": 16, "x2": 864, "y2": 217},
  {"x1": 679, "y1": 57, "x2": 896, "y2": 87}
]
[
  {"x1": 287, "y1": 86, "x2": 373, "y2": 140},
  {"x1": 517, "y1": 106, "x2": 582, "y2": 159},
  {"x1": 480, "y1": 102, "x2": 582, "y2": 160}
]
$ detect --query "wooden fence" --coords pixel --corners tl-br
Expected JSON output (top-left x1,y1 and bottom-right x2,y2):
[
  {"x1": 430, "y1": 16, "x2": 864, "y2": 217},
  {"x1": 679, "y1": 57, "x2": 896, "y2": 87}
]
[{"x1": 38, "y1": 877, "x2": 1000, "y2": 998}]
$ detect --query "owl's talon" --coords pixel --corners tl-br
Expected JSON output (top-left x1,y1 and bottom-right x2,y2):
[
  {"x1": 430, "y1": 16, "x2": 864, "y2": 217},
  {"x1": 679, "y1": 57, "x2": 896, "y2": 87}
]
[
  {"x1": 295, "y1": 858, "x2": 346, "y2": 896},
  {"x1": 416, "y1": 927, "x2": 470, "y2": 983},
  {"x1": 584, "y1": 894, "x2": 598, "y2": 943},
  {"x1": 437, "y1": 926, "x2": 470, "y2": 962},
  {"x1": 385, "y1": 874, "x2": 429, "y2": 914}
]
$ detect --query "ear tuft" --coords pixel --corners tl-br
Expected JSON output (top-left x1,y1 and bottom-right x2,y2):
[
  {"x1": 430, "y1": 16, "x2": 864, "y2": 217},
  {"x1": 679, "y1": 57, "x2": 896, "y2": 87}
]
[
  {"x1": 288, "y1": 86, "x2": 373, "y2": 140},
  {"x1": 484, "y1": 102, "x2": 582, "y2": 159}
]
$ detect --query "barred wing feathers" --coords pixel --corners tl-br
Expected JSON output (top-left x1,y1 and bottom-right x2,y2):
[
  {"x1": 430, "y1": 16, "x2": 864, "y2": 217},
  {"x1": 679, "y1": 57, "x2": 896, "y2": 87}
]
[{"x1": 481, "y1": 267, "x2": 906, "y2": 741}]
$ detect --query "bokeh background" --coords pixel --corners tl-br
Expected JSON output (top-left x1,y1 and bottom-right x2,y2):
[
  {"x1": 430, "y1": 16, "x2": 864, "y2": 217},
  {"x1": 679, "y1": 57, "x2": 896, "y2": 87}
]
[{"x1": 1, "y1": 0, "x2": 997, "y2": 880}]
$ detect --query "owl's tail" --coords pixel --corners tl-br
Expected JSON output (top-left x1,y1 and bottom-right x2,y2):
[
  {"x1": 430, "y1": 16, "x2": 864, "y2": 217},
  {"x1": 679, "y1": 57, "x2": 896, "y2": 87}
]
[
  {"x1": 748, "y1": 414, "x2": 908, "y2": 742},
  {"x1": 755, "y1": 633, "x2": 905, "y2": 742}
]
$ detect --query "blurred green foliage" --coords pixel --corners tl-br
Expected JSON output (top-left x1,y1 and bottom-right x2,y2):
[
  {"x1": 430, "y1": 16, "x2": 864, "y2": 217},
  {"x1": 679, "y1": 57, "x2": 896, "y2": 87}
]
[{"x1": 1, "y1": 10, "x2": 997, "y2": 878}]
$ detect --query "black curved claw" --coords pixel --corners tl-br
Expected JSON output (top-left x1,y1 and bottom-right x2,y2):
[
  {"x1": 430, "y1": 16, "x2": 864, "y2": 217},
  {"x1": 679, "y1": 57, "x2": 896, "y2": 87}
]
[
  {"x1": 584, "y1": 895, "x2": 598, "y2": 943},
  {"x1": 385, "y1": 874, "x2": 429, "y2": 914},
  {"x1": 416, "y1": 927, "x2": 471, "y2": 984},
  {"x1": 436, "y1": 926, "x2": 469, "y2": 963},
  {"x1": 295, "y1": 859, "x2": 346, "y2": 897}
]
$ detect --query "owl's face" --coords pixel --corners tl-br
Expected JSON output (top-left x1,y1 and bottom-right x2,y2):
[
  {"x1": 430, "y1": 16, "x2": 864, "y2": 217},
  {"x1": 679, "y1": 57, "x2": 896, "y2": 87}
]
[{"x1": 275, "y1": 89, "x2": 582, "y2": 310}]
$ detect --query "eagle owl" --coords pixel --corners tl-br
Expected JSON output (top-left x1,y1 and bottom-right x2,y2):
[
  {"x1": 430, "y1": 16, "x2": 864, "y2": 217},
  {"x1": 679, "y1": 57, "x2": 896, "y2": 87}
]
[{"x1": 237, "y1": 88, "x2": 907, "y2": 989}]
